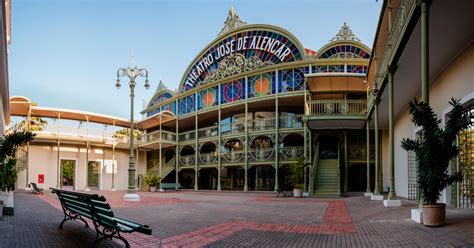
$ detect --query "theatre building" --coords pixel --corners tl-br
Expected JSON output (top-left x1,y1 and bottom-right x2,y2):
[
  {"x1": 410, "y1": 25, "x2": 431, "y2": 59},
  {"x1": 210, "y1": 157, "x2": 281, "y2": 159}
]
[{"x1": 10, "y1": 2, "x2": 474, "y2": 207}]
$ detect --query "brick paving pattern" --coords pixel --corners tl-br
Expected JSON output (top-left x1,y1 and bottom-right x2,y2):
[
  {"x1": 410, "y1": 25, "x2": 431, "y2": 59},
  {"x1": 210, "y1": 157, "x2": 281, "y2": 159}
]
[{"x1": 2, "y1": 190, "x2": 474, "y2": 247}]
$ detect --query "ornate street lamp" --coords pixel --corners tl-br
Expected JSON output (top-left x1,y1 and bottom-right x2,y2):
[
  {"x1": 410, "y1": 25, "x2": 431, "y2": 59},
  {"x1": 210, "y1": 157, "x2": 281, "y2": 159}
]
[{"x1": 115, "y1": 59, "x2": 149, "y2": 201}]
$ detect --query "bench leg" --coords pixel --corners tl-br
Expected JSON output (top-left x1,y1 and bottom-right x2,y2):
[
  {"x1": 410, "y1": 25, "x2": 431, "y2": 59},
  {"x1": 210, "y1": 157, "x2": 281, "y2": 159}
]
[
  {"x1": 59, "y1": 211, "x2": 89, "y2": 229},
  {"x1": 93, "y1": 226, "x2": 130, "y2": 248}
]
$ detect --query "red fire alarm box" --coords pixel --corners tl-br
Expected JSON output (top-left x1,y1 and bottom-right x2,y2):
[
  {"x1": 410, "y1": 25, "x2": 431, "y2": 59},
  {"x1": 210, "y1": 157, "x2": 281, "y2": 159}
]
[{"x1": 38, "y1": 174, "x2": 44, "y2": 184}]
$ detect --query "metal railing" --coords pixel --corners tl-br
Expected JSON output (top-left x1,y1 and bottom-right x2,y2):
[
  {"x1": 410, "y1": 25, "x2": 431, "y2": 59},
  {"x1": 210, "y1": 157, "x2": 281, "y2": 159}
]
[
  {"x1": 179, "y1": 155, "x2": 195, "y2": 167},
  {"x1": 279, "y1": 115, "x2": 304, "y2": 129},
  {"x1": 305, "y1": 99, "x2": 367, "y2": 116},
  {"x1": 198, "y1": 126, "x2": 219, "y2": 138},
  {"x1": 141, "y1": 130, "x2": 176, "y2": 144},
  {"x1": 249, "y1": 148, "x2": 275, "y2": 162},
  {"x1": 221, "y1": 150, "x2": 245, "y2": 164},
  {"x1": 199, "y1": 152, "x2": 218, "y2": 165},
  {"x1": 179, "y1": 131, "x2": 195, "y2": 142},
  {"x1": 279, "y1": 146, "x2": 304, "y2": 161},
  {"x1": 220, "y1": 122, "x2": 246, "y2": 135}
]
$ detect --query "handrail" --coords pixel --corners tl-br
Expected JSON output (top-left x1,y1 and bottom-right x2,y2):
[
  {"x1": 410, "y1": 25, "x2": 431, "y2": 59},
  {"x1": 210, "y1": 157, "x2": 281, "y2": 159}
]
[
  {"x1": 310, "y1": 142, "x2": 320, "y2": 193},
  {"x1": 306, "y1": 99, "x2": 367, "y2": 116},
  {"x1": 337, "y1": 142, "x2": 341, "y2": 195}
]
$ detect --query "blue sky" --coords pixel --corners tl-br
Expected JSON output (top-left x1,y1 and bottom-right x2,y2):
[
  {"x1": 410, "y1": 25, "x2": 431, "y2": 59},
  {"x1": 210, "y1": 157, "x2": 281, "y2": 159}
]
[{"x1": 9, "y1": 0, "x2": 382, "y2": 119}]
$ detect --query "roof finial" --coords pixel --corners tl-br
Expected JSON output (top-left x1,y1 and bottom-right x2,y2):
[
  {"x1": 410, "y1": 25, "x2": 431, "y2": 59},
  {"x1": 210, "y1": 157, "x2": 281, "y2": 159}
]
[
  {"x1": 218, "y1": 6, "x2": 248, "y2": 36},
  {"x1": 331, "y1": 21, "x2": 361, "y2": 42},
  {"x1": 130, "y1": 50, "x2": 136, "y2": 67}
]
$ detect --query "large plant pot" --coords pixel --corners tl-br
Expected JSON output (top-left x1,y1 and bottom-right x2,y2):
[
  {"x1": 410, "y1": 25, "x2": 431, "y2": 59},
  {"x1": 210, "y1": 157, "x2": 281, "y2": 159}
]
[
  {"x1": 149, "y1": 186, "x2": 157, "y2": 192},
  {"x1": 422, "y1": 204, "x2": 445, "y2": 227},
  {"x1": 293, "y1": 188, "x2": 303, "y2": 198}
]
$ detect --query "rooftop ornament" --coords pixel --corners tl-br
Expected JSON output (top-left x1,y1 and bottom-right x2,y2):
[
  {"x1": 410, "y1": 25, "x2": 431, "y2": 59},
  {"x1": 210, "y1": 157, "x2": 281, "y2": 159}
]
[
  {"x1": 330, "y1": 21, "x2": 361, "y2": 42},
  {"x1": 218, "y1": 6, "x2": 248, "y2": 36}
]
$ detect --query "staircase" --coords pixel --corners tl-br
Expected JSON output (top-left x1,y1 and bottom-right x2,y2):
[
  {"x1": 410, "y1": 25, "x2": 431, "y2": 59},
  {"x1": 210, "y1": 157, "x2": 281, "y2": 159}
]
[{"x1": 313, "y1": 159, "x2": 340, "y2": 197}]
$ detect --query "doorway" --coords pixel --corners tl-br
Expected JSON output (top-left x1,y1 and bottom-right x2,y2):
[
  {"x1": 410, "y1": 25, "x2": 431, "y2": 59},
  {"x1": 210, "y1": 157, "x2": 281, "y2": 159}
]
[
  {"x1": 61, "y1": 159, "x2": 76, "y2": 190},
  {"x1": 88, "y1": 161, "x2": 100, "y2": 189}
]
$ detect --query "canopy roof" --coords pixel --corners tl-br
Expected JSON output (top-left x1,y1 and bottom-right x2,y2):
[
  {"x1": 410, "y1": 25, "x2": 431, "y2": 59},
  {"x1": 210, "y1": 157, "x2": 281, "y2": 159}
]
[
  {"x1": 10, "y1": 96, "x2": 176, "y2": 129},
  {"x1": 10, "y1": 96, "x2": 131, "y2": 127}
]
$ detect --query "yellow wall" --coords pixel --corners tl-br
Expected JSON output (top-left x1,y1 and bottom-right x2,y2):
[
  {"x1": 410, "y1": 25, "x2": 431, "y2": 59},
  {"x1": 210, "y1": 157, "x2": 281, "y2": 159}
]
[{"x1": 393, "y1": 44, "x2": 474, "y2": 201}]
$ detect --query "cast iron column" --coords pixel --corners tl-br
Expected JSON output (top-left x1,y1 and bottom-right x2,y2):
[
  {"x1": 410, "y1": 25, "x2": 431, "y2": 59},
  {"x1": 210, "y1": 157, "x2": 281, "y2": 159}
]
[
  {"x1": 388, "y1": 66, "x2": 397, "y2": 200},
  {"x1": 421, "y1": 0, "x2": 429, "y2": 104},
  {"x1": 374, "y1": 101, "x2": 381, "y2": 195},
  {"x1": 366, "y1": 119, "x2": 371, "y2": 193}
]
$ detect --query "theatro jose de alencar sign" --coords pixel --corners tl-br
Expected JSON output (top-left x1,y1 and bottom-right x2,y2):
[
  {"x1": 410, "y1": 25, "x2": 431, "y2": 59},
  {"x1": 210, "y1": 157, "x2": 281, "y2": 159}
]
[{"x1": 181, "y1": 29, "x2": 303, "y2": 92}]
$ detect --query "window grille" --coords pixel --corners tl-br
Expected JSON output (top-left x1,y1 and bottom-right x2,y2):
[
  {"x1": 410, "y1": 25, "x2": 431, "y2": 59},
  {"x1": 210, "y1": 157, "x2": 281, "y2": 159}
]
[{"x1": 407, "y1": 151, "x2": 419, "y2": 200}]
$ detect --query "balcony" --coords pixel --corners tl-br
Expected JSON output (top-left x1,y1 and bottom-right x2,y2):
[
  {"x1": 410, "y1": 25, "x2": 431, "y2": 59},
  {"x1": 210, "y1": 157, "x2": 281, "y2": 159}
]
[
  {"x1": 305, "y1": 99, "x2": 367, "y2": 118},
  {"x1": 140, "y1": 130, "x2": 177, "y2": 147}
]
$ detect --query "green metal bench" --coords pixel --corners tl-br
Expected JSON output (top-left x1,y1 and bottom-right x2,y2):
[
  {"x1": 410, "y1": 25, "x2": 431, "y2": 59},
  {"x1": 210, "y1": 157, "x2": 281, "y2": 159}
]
[
  {"x1": 50, "y1": 188, "x2": 152, "y2": 247},
  {"x1": 159, "y1": 183, "x2": 182, "y2": 191}
]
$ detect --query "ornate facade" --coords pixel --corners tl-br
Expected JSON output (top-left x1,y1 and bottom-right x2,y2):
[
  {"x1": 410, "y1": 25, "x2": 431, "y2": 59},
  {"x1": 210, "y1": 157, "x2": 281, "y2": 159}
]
[{"x1": 140, "y1": 8, "x2": 373, "y2": 195}]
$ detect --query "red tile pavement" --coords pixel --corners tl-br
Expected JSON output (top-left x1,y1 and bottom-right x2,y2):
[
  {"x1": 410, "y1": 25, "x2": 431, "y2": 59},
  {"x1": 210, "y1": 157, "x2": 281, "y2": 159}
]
[{"x1": 39, "y1": 193, "x2": 354, "y2": 247}]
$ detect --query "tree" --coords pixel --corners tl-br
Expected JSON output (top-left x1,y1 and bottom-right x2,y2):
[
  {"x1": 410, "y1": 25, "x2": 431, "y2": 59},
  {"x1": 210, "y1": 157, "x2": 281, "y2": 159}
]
[
  {"x1": 287, "y1": 157, "x2": 310, "y2": 189},
  {"x1": 113, "y1": 128, "x2": 142, "y2": 139},
  {"x1": 401, "y1": 98, "x2": 472, "y2": 205},
  {"x1": 17, "y1": 117, "x2": 48, "y2": 131},
  {"x1": 0, "y1": 128, "x2": 35, "y2": 191}
]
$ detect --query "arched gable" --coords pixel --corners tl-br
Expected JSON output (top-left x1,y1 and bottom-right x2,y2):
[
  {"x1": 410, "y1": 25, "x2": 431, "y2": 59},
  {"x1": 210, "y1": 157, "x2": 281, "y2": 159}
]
[{"x1": 179, "y1": 24, "x2": 307, "y2": 93}]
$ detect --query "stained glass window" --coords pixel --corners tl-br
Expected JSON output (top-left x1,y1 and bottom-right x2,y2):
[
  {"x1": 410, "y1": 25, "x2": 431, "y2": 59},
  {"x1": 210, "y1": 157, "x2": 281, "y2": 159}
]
[
  {"x1": 198, "y1": 86, "x2": 218, "y2": 110},
  {"x1": 318, "y1": 44, "x2": 370, "y2": 59},
  {"x1": 328, "y1": 65, "x2": 345, "y2": 73},
  {"x1": 248, "y1": 72, "x2": 275, "y2": 98},
  {"x1": 146, "y1": 107, "x2": 161, "y2": 117},
  {"x1": 347, "y1": 65, "x2": 368, "y2": 74},
  {"x1": 221, "y1": 79, "x2": 245, "y2": 104},
  {"x1": 161, "y1": 102, "x2": 176, "y2": 114},
  {"x1": 149, "y1": 92, "x2": 174, "y2": 108},
  {"x1": 181, "y1": 29, "x2": 305, "y2": 93},
  {"x1": 178, "y1": 95, "x2": 195, "y2": 116},
  {"x1": 278, "y1": 67, "x2": 308, "y2": 93}
]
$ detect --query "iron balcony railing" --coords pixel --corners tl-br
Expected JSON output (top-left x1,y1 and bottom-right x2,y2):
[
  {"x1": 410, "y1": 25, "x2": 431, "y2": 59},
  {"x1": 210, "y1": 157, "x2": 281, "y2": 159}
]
[
  {"x1": 305, "y1": 99, "x2": 367, "y2": 117},
  {"x1": 221, "y1": 150, "x2": 245, "y2": 164},
  {"x1": 279, "y1": 146, "x2": 304, "y2": 161},
  {"x1": 141, "y1": 130, "x2": 177, "y2": 144},
  {"x1": 179, "y1": 155, "x2": 195, "y2": 167}
]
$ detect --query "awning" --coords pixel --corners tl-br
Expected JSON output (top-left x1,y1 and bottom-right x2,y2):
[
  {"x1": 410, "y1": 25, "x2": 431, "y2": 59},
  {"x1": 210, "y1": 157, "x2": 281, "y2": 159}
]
[
  {"x1": 137, "y1": 110, "x2": 176, "y2": 130},
  {"x1": 305, "y1": 74, "x2": 367, "y2": 94},
  {"x1": 10, "y1": 96, "x2": 131, "y2": 127}
]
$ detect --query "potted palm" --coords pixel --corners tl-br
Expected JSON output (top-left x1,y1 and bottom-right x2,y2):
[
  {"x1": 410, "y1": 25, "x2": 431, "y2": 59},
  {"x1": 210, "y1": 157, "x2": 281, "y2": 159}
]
[
  {"x1": 289, "y1": 157, "x2": 310, "y2": 198},
  {"x1": 144, "y1": 172, "x2": 160, "y2": 192},
  {"x1": 401, "y1": 98, "x2": 472, "y2": 227}
]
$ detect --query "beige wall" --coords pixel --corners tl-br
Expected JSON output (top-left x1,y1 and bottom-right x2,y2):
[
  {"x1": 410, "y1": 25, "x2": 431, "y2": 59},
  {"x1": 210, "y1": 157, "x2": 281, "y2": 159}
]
[
  {"x1": 392, "y1": 43, "x2": 474, "y2": 201},
  {"x1": 19, "y1": 143, "x2": 147, "y2": 191}
]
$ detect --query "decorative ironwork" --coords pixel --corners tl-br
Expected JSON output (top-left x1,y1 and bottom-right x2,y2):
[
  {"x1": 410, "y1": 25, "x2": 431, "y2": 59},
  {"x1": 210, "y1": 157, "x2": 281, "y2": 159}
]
[
  {"x1": 204, "y1": 54, "x2": 272, "y2": 84},
  {"x1": 279, "y1": 146, "x2": 304, "y2": 161},
  {"x1": 180, "y1": 155, "x2": 195, "y2": 166},
  {"x1": 249, "y1": 148, "x2": 275, "y2": 162},
  {"x1": 330, "y1": 21, "x2": 361, "y2": 42},
  {"x1": 218, "y1": 6, "x2": 248, "y2": 36},
  {"x1": 306, "y1": 99, "x2": 367, "y2": 116},
  {"x1": 453, "y1": 127, "x2": 473, "y2": 208},
  {"x1": 222, "y1": 150, "x2": 245, "y2": 164},
  {"x1": 199, "y1": 152, "x2": 218, "y2": 165}
]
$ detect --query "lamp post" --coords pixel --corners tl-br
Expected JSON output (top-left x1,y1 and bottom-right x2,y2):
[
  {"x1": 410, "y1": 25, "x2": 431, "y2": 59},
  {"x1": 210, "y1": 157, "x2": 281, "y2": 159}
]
[{"x1": 116, "y1": 61, "x2": 150, "y2": 201}]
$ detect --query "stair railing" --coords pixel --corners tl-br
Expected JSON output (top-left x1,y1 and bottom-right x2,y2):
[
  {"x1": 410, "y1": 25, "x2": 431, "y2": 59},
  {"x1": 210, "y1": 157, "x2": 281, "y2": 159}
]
[
  {"x1": 310, "y1": 142, "x2": 320, "y2": 193},
  {"x1": 337, "y1": 142, "x2": 341, "y2": 195}
]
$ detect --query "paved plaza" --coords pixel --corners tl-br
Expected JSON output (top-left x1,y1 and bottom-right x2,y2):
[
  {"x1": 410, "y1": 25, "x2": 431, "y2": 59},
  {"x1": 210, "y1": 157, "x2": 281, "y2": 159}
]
[{"x1": 0, "y1": 190, "x2": 474, "y2": 247}]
